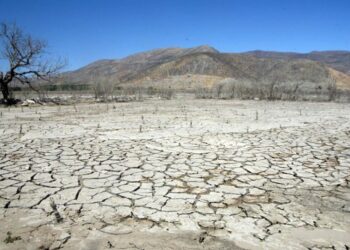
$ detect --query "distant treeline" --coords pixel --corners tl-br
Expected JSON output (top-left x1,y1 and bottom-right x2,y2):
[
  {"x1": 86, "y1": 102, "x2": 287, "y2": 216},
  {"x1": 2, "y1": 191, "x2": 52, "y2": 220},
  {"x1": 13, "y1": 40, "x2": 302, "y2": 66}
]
[
  {"x1": 10, "y1": 79, "x2": 350, "y2": 103},
  {"x1": 13, "y1": 83, "x2": 90, "y2": 92},
  {"x1": 194, "y1": 78, "x2": 350, "y2": 102}
]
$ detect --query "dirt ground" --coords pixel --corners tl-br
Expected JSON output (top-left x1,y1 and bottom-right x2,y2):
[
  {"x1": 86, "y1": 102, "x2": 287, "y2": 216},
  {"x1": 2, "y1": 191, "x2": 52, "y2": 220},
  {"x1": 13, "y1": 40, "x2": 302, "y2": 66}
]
[{"x1": 0, "y1": 99, "x2": 350, "y2": 250}]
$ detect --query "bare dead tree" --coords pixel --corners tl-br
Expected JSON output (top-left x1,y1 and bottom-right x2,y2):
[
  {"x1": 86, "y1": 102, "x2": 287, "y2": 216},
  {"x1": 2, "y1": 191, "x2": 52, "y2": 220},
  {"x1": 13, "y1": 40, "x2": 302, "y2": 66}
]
[
  {"x1": 291, "y1": 81, "x2": 301, "y2": 101},
  {"x1": 327, "y1": 77, "x2": 337, "y2": 101},
  {"x1": 267, "y1": 79, "x2": 278, "y2": 100},
  {"x1": 91, "y1": 75, "x2": 116, "y2": 101},
  {"x1": 0, "y1": 22, "x2": 65, "y2": 104}
]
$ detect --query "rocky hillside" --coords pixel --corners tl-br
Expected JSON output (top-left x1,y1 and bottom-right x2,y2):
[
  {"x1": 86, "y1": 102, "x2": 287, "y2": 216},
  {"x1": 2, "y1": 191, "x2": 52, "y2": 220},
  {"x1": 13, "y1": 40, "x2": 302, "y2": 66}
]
[
  {"x1": 130, "y1": 52, "x2": 331, "y2": 83},
  {"x1": 63, "y1": 45, "x2": 219, "y2": 85}
]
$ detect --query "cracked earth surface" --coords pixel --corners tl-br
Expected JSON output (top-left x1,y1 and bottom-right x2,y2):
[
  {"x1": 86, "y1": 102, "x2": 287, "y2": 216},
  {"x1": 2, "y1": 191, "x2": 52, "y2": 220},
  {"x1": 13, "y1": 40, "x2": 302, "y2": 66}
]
[{"x1": 0, "y1": 99, "x2": 350, "y2": 250}]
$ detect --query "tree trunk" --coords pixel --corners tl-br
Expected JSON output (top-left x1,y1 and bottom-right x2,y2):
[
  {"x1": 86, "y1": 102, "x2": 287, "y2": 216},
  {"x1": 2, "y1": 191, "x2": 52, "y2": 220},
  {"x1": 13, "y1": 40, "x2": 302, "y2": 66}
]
[{"x1": 0, "y1": 80, "x2": 10, "y2": 103}]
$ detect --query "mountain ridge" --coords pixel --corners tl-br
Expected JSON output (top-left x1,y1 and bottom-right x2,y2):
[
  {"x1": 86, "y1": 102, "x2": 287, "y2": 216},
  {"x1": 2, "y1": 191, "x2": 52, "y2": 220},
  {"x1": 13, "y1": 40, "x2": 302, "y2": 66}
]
[
  {"x1": 244, "y1": 50, "x2": 350, "y2": 75},
  {"x1": 61, "y1": 45, "x2": 350, "y2": 94}
]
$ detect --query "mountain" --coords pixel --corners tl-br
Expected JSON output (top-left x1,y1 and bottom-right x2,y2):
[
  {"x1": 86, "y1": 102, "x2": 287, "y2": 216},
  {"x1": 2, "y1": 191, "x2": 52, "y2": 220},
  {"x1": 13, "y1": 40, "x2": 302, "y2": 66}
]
[
  {"x1": 63, "y1": 45, "x2": 219, "y2": 84},
  {"x1": 60, "y1": 46, "x2": 350, "y2": 98},
  {"x1": 245, "y1": 50, "x2": 350, "y2": 75}
]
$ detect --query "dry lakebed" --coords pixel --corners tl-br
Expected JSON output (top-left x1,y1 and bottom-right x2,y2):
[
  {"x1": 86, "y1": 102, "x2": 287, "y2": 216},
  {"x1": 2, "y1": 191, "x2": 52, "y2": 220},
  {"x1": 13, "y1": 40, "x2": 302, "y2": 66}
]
[{"x1": 0, "y1": 99, "x2": 350, "y2": 250}]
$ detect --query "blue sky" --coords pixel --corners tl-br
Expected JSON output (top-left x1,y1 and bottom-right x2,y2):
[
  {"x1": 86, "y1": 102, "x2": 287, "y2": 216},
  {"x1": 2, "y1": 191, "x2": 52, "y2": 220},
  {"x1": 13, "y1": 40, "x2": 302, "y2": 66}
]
[{"x1": 0, "y1": 0, "x2": 349, "y2": 70}]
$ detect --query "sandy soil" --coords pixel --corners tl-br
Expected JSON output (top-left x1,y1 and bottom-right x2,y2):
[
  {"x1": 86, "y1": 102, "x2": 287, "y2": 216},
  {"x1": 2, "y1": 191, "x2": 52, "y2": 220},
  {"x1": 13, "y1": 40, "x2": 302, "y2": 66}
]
[{"x1": 0, "y1": 99, "x2": 350, "y2": 250}]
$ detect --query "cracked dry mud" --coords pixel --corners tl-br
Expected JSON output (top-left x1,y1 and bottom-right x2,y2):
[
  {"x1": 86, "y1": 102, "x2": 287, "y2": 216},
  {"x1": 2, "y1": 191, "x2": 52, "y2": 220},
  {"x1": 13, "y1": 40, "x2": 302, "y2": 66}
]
[{"x1": 0, "y1": 99, "x2": 350, "y2": 250}]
